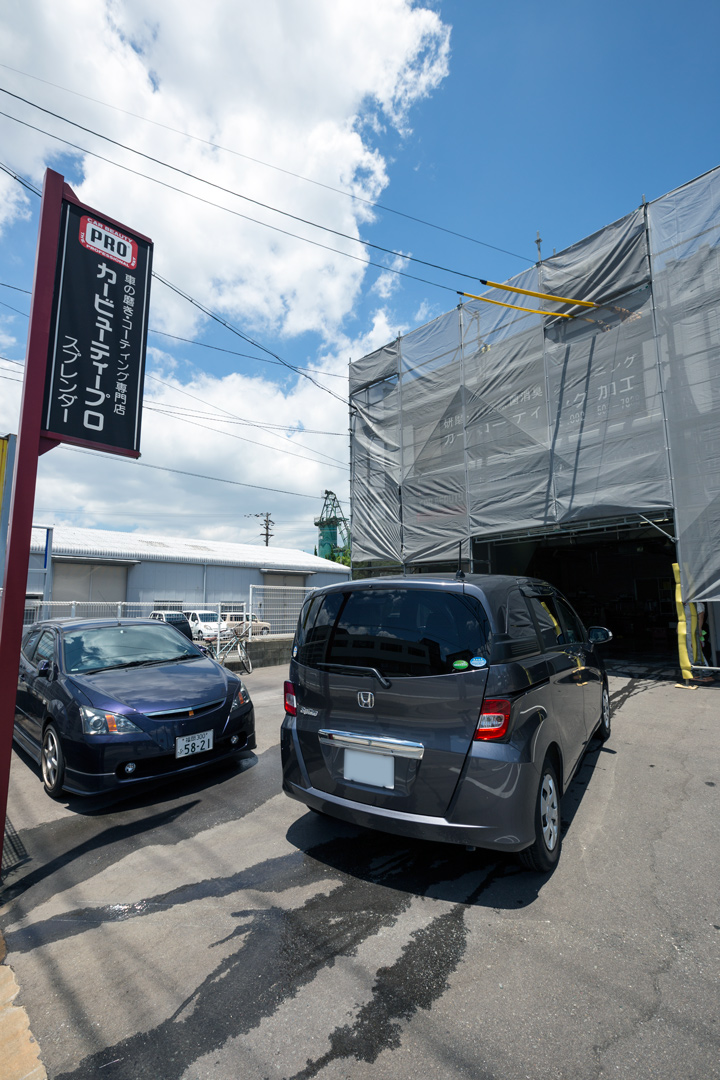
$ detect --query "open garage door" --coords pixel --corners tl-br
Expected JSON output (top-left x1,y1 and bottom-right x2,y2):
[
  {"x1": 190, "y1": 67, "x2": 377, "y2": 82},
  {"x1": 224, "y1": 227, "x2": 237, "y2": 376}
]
[{"x1": 475, "y1": 517, "x2": 680, "y2": 660}]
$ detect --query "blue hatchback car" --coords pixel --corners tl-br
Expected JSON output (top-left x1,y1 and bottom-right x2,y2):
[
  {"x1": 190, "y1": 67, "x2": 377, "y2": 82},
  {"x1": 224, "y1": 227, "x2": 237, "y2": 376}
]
[{"x1": 15, "y1": 618, "x2": 255, "y2": 797}]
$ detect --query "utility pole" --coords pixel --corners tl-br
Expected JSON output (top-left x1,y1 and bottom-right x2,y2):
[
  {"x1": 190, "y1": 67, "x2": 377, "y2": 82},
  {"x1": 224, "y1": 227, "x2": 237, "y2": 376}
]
[{"x1": 243, "y1": 511, "x2": 274, "y2": 545}]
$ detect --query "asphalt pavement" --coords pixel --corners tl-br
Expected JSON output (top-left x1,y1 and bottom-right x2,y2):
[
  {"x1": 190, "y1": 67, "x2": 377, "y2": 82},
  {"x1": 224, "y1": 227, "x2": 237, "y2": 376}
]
[{"x1": 1, "y1": 662, "x2": 718, "y2": 1080}]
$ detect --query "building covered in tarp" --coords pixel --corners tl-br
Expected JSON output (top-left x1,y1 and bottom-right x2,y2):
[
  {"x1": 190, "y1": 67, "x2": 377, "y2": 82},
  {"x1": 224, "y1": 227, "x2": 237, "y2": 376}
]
[{"x1": 349, "y1": 165, "x2": 720, "y2": 657}]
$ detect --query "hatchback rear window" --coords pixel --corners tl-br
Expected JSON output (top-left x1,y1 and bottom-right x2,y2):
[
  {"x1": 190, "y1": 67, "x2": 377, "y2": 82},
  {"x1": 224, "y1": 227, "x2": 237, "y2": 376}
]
[{"x1": 295, "y1": 588, "x2": 490, "y2": 677}]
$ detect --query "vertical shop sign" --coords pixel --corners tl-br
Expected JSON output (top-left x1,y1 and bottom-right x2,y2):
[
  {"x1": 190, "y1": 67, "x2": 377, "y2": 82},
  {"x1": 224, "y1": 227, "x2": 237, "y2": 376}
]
[
  {"x1": 0, "y1": 170, "x2": 153, "y2": 878},
  {"x1": 42, "y1": 201, "x2": 153, "y2": 457}
]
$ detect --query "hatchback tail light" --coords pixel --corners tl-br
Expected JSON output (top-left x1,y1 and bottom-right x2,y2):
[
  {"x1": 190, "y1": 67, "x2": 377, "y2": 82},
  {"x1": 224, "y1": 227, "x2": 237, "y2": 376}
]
[
  {"x1": 474, "y1": 698, "x2": 511, "y2": 740},
  {"x1": 284, "y1": 681, "x2": 297, "y2": 716}
]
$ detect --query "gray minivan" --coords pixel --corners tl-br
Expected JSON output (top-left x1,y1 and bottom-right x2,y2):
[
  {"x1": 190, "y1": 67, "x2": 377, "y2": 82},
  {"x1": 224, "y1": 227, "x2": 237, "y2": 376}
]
[{"x1": 281, "y1": 575, "x2": 612, "y2": 871}]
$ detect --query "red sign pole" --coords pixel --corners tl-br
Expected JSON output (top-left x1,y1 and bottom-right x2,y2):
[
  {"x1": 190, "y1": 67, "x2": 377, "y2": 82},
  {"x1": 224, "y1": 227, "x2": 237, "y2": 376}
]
[{"x1": 0, "y1": 169, "x2": 65, "y2": 878}]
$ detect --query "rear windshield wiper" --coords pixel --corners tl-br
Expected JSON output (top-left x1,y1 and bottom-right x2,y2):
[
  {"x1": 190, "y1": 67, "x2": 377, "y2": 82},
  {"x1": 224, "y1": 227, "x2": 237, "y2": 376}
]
[{"x1": 316, "y1": 662, "x2": 391, "y2": 689}]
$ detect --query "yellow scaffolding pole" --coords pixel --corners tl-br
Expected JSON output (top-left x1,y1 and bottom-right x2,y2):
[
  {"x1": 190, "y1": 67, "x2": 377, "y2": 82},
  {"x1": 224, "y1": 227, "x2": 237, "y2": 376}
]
[
  {"x1": 478, "y1": 278, "x2": 598, "y2": 308},
  {"x1": 458, "y1": 290, "x2": 573, "y2": 319}
]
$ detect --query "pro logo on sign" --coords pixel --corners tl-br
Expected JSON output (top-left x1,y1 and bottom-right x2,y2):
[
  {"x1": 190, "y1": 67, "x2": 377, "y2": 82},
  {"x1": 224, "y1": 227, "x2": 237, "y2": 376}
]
[{"x1": 78, "y1": 216, "x2": 138, "y2": 269}]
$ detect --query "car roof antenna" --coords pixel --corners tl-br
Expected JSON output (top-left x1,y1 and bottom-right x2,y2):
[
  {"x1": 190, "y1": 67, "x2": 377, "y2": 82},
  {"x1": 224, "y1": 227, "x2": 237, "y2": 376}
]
[{"x1": 455, "y1": 540, "x2": 465, "y2": 581}]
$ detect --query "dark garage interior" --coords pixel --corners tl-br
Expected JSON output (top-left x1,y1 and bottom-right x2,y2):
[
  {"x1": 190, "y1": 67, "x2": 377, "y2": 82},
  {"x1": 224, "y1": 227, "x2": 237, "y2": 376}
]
[{"x1": 486, "y1": 523, "x2": 679, "y2": 660}]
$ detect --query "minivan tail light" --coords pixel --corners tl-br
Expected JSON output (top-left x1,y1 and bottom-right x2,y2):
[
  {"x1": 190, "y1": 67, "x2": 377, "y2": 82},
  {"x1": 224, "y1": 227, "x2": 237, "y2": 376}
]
[
  {"x1": 284, "y1": 681, "x2": 297, "y2": 716},
  {"x1": 474, "y1": 698, "x2": 511, "y2": 740}
]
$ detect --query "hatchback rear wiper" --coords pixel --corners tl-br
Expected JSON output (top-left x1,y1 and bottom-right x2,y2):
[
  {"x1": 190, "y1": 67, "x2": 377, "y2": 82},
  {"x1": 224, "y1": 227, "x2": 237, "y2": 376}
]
[{"x1": 316, "y1": 662, "x2": 391, "y2": 689}]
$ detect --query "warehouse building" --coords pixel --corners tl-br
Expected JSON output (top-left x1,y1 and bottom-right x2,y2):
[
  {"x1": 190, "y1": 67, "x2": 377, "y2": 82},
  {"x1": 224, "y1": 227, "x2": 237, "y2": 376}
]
[
  {"x1": 349, "y1": 166, "x2": 720, "y2": 660},
  {"x1": 26, "y1": 524, "x2": 350, "y2": 632}
]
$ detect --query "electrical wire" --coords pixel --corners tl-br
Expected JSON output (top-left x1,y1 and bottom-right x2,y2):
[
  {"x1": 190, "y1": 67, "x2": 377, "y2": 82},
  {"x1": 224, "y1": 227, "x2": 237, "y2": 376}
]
[
  {"x1": 0, "y1": 279, "x2": 31, "y2": 295},
  {"x1": 149, "y1": 328, "x2": 346, "y2": 380},
  {"x1": 0, "y1": 168, "x2": 351, "y2": 407},
  {"x1": 152, "y1": 274, "x2": 348, "y2": 404},
  {"x1": 0, "y1": 87, "x2": 503, "y2": 287},
  {"x1": 0, "y1": 159, "x2": 42, "y2": 197},
  {"x1": 143, "y1": 404, "x2": 349, "y2": 471},
  {"x1": 144, "y1": 385, "x2": 346, "y2": 436},
  {"x1": 0, "y1": 62, "x2": 530, "y2": 262},
  {"x1": 0, "y1": 276, "x2": 347, "y2": 385},
  {"x1": 1, "y1": 351, "x2": 346, "y2": 467},
  {"x1": 63, "y1": 445, "x2": 324, "y2": 500},
  {"x1": 33, "y1": 505, "x2": 325, "y2": 525},
  {"x1": 0, "y1": 298, "x2": 28, "y2": 318},
  {"x1": 0, "y1": 115, "x2": 462, "y2": 301}
]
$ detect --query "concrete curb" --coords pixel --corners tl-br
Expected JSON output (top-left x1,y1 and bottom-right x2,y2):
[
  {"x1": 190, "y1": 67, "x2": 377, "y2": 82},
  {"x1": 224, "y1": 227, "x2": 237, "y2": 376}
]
[{"x1": 0, "y1": 931, "x2": 47, "y2": 1080}]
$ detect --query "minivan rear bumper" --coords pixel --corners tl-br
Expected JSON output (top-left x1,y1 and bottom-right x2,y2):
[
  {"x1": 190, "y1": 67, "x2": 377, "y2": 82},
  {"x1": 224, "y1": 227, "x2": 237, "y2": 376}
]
[
  {"x1": 283, "y1": 777, "x2": 532, "y2": 851},
  {"x1": 282, "y1": 710, "x2": 541, "y2": 853}
]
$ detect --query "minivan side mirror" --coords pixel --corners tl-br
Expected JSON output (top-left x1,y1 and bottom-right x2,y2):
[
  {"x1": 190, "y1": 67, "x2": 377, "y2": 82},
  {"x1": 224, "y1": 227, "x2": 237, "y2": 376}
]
[
  {"x1": 588, "y1": 626, "x2": 613, "y2": 644},
  {"x1": 37, "y1": 660, "x2": 53, "y2": 677}
]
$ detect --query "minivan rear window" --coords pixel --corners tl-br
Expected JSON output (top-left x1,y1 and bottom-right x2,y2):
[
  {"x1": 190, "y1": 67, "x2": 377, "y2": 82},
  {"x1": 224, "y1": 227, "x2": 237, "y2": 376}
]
[{"x1": 295, "y1": 588, "x2": 490, "y2": 677}]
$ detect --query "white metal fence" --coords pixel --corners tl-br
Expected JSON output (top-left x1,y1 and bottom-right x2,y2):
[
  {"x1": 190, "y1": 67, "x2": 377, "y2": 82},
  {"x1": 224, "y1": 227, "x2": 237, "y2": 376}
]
[
  {"x1": 249, "y1": 584, "x2": 316, "y2": 637},
  {"x1": 20, "y1": 593, "x2": 315, "y2": 637},
  {"x1": 22, "y1": 601, "x2": 156, "y2": 626}
]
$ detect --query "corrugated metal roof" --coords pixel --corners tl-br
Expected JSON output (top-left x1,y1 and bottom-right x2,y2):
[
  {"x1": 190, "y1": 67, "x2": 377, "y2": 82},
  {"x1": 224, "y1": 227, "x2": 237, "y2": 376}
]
[{"x1": 30, "y1": 525, "x2": 351, "y2": 574}]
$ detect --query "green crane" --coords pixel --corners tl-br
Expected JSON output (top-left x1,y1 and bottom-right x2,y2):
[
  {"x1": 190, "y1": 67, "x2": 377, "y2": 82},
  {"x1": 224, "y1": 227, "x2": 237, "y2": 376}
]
[{"x1": 314, "y1": 490, "x2": 350, "y2": 564}]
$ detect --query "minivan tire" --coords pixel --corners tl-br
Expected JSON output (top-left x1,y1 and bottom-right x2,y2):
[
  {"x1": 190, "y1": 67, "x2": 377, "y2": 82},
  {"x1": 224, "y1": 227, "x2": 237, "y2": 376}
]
[
  {"x1": 596, "y1": 683, "x2": 611, "y2": 742},
  {"x1": 519, "y1": 758, "x2": 561, "y2": 873}
]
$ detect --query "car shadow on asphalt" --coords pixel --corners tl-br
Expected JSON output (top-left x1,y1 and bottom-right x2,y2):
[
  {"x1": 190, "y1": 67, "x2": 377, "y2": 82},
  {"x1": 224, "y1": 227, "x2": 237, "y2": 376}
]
[
  {"x1": 285, "y1": 735, "x2": 613, "y2": 911},
  {"x1": 10, "y1": 741, "x2": 258, "y2": 818}
]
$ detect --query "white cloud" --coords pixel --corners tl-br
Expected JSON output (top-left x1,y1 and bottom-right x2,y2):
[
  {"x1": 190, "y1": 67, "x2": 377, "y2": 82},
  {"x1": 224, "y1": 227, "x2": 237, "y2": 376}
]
[
  {"x1": 0, "y1": 0, "x2": 449, "y2": 340},
  {"x1": 371, "y1": 253, "x2": 411, "y2": 299},
  {"x1": 0, "y1": 1, "x2": 449, "y2": 552},
  {"x1": 0, "y1": 316, "x2": 20, "y2": 353}
]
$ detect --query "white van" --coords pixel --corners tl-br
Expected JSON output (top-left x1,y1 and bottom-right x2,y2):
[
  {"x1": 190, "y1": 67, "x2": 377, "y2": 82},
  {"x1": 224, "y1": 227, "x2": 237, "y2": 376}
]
[{"x1": 182, "y1": 610, "x2": 228, "y2": 641}]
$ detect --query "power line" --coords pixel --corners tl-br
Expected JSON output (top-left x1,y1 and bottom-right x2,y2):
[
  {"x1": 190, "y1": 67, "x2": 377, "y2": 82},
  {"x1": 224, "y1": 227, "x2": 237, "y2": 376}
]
[
  {"x1": 0, "y1": 62, "x2": 530, "y2": 262},
  {"x1": 144, "y1": 403, "x2": 349, "y2": 471},
  {"x1": 0, "y1": 301, "x2": 27, "y2": 318},
  {"x1": 149, "y1": 328, "x2": 346, "y2": 380},
  {"x1": 152, "y1": 274, "x2": 348, "y2": 404},
  {"x1": 0, "y1": 159, "x2": 41, "y2": 197},
  {"x1": 144, "y1": 385, "x2": 346, "y2": 435},
  {"x1": 0, "y1": 170, "x2": 351, "y2": 406},
  {"x1": 34, "y1": 505, "x2": 324, "y2": 522},
  {"x1": 0, "y1": 126, "x2": 461, "y2": 298},
  {"x1": 1, "y1": 351, "x2": 346, "y2": 466},
  {"x1": 0, "y1": 279, "x2": 31, "y2": 295},
  {"x1": 63, "y1": 446, "x2": 323, "y2": 500},
  {"x1": 0, "y1": 87, "x2": 503, "y2": 287},
  {"x1": 0, "y1": 277, "x2": 347, "y2": 384}
]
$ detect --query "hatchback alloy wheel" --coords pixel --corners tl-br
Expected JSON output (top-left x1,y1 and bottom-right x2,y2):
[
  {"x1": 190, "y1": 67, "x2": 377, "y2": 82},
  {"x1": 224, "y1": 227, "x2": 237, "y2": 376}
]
[{"x1": 41, "y1": 723, "x2": 66, "y2": 798}]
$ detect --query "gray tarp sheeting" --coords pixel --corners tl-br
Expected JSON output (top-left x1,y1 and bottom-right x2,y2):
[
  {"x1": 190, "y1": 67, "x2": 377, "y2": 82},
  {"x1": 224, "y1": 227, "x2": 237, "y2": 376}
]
[{"x1": 350, "y1": 166, "x2": 720, "y2": 601}]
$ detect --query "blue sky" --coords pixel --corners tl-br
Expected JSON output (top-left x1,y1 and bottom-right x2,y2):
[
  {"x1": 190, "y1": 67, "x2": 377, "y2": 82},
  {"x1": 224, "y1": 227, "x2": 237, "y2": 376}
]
[{"x1": 0, "y1": 0, "x2": 717, "y2": 552}]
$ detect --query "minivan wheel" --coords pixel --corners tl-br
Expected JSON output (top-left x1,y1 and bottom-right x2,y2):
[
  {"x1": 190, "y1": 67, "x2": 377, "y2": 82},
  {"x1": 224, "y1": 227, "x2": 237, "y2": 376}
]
[
  {"x1": 597, "y1": 684, "x2": 611, "y2": 742},
  {"x1": 41, "y1": 723, "x2": 66, "y2": 799},
  {"x1": 519, "y1": 759, "x2": 561, "y2": 873}
]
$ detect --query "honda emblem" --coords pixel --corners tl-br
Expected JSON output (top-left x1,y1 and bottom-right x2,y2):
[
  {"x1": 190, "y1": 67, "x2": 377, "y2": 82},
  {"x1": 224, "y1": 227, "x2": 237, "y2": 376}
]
[{"x1": 358, "y1": 691, "x2": 374, "y2": 708}]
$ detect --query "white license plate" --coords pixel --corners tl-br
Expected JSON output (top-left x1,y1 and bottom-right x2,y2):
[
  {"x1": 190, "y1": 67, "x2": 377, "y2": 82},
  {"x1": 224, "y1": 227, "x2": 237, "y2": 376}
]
[
  {"x1": 343, "y1": 748, "x2": 394, "y2": 789},
  {"x1": 175, "y1": 729, "x2": 214, "y2": 758}
]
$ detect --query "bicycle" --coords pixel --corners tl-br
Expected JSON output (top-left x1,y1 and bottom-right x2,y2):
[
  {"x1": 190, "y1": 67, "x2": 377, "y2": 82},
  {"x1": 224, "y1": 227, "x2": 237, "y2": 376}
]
[{"x1": 204, "y1": 625, "x2": 253, "y2": 674}]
